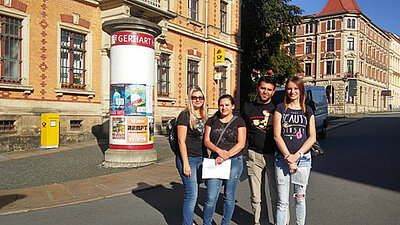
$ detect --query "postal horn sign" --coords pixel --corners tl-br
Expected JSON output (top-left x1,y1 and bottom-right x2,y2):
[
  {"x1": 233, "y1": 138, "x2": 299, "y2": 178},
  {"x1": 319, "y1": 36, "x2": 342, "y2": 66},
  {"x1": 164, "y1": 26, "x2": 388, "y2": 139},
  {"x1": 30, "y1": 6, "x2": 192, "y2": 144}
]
[{"x1": 214, "y1": 48, "x2": 225, "y2": 67}]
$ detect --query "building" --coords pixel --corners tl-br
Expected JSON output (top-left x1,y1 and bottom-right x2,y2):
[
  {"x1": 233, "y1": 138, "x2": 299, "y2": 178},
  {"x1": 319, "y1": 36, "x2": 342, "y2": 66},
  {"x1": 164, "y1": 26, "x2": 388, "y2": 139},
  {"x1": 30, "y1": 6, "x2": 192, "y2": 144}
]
[
  {"x1": 100, "y1": 0, "x2": 242, "y2": 133},
  {"x1": 0, "y1": 0, "x2": 242, "y2": 151},
  {"x1": 292, "y1": 0, "x2": 391, "y2": 114},
  {"x1": 387, "y1": 32, "x2": 400, "y2": 109},
  {"x1": 0, "y1": 0, "x2": 104, "y2": 151}
]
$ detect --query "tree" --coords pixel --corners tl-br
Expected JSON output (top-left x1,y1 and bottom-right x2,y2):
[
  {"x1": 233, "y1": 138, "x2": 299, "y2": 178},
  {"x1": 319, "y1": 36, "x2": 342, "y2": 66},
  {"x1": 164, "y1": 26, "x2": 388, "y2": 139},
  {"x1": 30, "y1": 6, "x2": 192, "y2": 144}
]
[{"x1": 240, "y1": 0, "x2": 303, "y2": 104}]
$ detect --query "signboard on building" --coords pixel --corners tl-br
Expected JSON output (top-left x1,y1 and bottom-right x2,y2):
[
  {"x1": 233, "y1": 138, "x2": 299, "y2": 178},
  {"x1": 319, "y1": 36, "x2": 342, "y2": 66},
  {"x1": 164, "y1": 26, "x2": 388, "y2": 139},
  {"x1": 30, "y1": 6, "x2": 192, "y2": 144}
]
[
  {"x1": 214, "y1": 48, "x2": 225, "y2": 66},
  {"x1": 381, "y1": 90, "x2": 391, "y2": 96}
]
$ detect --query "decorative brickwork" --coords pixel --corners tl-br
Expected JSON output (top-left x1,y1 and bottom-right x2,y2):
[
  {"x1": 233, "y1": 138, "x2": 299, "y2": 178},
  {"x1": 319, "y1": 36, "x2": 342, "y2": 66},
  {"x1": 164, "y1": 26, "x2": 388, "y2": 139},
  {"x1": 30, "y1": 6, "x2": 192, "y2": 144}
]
[
  {"x1": 0, "y1": 0, "x2": 27, "y2": 12},
  {"x1": 178, "y1": 36, "x2": 183, "y2": 105},
  {"x1": 39, "y1": 0, "x2": 48, "y2": 100}
]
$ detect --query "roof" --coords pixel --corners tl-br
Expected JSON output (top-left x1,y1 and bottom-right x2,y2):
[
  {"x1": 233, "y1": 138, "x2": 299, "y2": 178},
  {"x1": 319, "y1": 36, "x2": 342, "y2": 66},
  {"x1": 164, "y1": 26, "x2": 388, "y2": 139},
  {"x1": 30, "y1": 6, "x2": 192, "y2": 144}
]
[{"x1": 315, "y1": 0, "x2": 362, "y2": 17}]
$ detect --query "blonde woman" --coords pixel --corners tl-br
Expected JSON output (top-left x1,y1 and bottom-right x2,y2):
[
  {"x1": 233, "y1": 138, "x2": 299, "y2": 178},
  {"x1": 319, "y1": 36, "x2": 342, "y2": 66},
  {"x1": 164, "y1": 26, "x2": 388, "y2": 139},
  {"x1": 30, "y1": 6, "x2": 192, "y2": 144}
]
[
  {"x1": 273, "y1": 76, "x2": 316, "y2": 225},
  {"x1": 176, "y1": 87, "x2": 208, "y2": 225}
]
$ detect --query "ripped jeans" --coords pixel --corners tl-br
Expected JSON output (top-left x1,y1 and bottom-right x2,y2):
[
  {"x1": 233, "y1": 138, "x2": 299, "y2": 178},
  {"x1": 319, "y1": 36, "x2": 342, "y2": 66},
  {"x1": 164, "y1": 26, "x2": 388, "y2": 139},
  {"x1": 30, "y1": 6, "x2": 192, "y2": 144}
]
[
  {"x1": 203, "y1": 155, "x2": 243, "y2": 225},
  {"x1": 275, "y1": 152, "x2": 311, "y2": 225}
]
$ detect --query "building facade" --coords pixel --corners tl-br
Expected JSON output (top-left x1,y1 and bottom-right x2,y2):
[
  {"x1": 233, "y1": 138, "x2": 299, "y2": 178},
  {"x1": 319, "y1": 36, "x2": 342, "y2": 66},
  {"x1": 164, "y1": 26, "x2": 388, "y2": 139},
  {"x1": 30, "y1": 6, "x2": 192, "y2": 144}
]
[
  {"x1": 387, "y1": 32, "x2": 400, "y2": 109},
  {"x1": 0, "y1": 0, "x2": 241, "y2": 151},
  {"x1": 0, "y1": 0, "x2": 104, "y2": 151},
  {"x1": 292, "y1": 0, "x2": 391, "y2": 114}
]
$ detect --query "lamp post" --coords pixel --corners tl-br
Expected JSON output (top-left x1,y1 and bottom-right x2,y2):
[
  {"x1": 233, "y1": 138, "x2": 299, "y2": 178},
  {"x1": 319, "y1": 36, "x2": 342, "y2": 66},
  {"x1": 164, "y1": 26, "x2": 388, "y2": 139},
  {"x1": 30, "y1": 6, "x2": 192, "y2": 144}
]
[
  {"x1": 329, "y1": 53, "x2": 337, "y2": 114},
  {"x1": 342, "y1": 77, "x2": 348, "y2": 117}
]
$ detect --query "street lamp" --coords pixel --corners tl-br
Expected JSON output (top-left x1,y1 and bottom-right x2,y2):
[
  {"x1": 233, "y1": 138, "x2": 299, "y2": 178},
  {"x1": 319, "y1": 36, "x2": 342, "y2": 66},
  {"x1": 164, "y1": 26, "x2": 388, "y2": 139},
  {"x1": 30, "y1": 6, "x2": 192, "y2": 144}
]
[
  {"x1": 342, "y1": 77, "x2": 348, "y2": 117},
  {"x1": 329, "y1": 54, "x2": 337, "y2": 114}
]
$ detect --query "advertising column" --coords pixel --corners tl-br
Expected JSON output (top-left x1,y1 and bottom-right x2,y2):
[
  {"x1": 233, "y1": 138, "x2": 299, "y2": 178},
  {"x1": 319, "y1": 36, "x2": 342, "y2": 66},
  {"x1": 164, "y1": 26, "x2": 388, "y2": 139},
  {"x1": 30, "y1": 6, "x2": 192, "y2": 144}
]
[{"x1": 103, "y1": 18, "x2": 161, "y2": 168}]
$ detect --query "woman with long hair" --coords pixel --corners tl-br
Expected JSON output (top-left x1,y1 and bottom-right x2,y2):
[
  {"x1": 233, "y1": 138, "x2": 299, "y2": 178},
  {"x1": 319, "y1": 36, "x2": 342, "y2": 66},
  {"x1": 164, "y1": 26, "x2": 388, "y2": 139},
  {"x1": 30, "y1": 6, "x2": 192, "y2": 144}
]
[
  {"x1": 273, "y1": 76, "x2": 316, "y2": 225},
  {"x1": 203, "y1": 94, "x2": 246, "y2": 225},
  {"x1": 176, "y1": 87, "x2": 208, "y2": 225}
]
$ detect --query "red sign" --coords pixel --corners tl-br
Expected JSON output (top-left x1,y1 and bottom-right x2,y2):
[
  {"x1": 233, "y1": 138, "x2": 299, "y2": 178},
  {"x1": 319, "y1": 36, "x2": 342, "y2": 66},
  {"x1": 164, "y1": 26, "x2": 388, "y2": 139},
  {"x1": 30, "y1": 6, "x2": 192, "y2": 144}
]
[{"x1": 111, "y1": 31, "x2": 154, "y2": 49}]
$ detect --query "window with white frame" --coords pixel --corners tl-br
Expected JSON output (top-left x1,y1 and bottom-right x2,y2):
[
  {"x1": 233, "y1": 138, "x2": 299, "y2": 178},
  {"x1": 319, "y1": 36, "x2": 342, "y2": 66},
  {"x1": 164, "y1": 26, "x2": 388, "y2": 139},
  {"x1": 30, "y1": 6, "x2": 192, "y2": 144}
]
[
  {"x1": 347, "y1": 37, "x2": 354, "y2": 50},
  {"x1": 188, "y1": 0, "x2": 198, "y2": 21},
  {"x1": 327, "y1": 39, "x2": 334, "y2": 52},
  {"x1": 306, "y1": 42, "x2": 312, "y2": 54},
  {"x1": 327, "y1": 61, "x2": 334, "y2": 75},
  {"x1": 157, "y1": 53, "x2": 170, "y2": 97},
  {"x1": 347, "y1": 60, "x2": 354, "y2": 76},
  {"x1": 305, "y1": 63, "x2": 312, "y2": 76},
  {"x1": 216, "y1": 66, "x2": 227, "y2": 96},
  {"x1": 332, "y1": 20, "x2": 335, "y2": 30},
  {"x1": 220, "y1": 1, "x2": 227, "y2": 33},
  {"x1": 187, "y1": 59, "x2": 199, "y2": 93},
  {"x1": 0, "y1": 15, "x2": 22, "y2": 83},
  {"x1": 60, "y1": 29, "x2": 86, "y2": 89}
]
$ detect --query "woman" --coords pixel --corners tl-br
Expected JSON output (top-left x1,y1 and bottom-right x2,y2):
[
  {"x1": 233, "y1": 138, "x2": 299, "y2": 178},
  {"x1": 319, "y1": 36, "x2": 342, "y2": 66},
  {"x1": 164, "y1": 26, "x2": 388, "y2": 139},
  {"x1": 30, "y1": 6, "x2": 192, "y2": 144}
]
[
  {"x1": 176, "y1": 87, "x2": 208, "y2": 225},
  {"x1": 203, "y1": 94, "x2": 246, "y2": 225},
  {"x1": 273, "y1": 76, "x2": 316, "y2": 225}
]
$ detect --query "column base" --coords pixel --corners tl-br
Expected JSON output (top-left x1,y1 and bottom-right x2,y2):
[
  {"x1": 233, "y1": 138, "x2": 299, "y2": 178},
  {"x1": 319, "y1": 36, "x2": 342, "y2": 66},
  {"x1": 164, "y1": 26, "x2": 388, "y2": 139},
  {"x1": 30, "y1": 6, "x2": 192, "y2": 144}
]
[{"x1": 102, "y1": 148, "x2": 157, "y2": 168}]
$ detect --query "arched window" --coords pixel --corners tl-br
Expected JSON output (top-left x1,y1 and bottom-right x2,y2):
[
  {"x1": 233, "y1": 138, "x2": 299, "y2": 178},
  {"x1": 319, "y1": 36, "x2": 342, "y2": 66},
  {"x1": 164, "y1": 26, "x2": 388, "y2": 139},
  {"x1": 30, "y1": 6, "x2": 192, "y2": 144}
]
[
  {"x1": 332, "y1": 20, "x2": 335, "y2": 29},
  {"x1": 347, "y1": 19, "x2": 351, "y2": 28},
  {"x1": 327, "y1": 20, "x2": 331, "y2": 30},
  {"x1": 310, "y1": 23, "x2": 313, "y2": 33},
  {"x1": 351, "y1": 19, "x2": 355, "y2": 28}
]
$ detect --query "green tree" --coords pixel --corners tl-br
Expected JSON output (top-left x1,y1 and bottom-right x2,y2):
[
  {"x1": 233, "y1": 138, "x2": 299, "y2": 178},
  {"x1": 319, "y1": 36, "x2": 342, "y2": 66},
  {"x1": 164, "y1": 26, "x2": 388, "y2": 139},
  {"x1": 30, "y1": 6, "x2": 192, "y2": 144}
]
[{"x1": 240, "y1": 0, "x2": 303, "y2": 104}]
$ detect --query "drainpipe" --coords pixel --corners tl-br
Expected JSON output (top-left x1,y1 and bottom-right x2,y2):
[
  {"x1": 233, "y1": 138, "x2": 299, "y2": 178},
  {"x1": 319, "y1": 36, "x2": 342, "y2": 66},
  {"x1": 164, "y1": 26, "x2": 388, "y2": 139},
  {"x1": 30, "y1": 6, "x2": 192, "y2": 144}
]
[{"x1": 204, "y1": 0, "x2": 208, "y2": 99}]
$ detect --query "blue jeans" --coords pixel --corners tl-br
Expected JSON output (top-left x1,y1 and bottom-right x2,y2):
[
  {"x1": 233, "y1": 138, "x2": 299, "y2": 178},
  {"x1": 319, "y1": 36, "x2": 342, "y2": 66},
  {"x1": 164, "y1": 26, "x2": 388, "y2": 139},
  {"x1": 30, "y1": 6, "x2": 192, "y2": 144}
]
[
  {"x1": 176, "y1": 156, "x2": 203, "y2": 225},
  {"x1": 275, "y1": 152, "x2": 311, "y2": 225},
  {"x1": 203, "y1": 155, "x2": 243, "y2": 225}
]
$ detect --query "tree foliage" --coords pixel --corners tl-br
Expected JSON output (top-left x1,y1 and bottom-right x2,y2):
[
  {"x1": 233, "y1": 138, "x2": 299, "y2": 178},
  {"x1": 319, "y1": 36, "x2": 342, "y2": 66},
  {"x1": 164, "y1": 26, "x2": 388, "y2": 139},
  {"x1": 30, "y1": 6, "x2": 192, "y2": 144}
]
[{"x1": 240, "y1": 0, "x2": 303, "y2": 103}]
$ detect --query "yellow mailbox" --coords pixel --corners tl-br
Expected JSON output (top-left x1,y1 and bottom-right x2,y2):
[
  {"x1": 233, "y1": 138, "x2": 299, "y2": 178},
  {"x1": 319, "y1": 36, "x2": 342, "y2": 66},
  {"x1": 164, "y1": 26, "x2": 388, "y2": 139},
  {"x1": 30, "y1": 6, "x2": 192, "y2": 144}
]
[{"x1": 41, "y1": 113, "x2": 59, "y2": 148}]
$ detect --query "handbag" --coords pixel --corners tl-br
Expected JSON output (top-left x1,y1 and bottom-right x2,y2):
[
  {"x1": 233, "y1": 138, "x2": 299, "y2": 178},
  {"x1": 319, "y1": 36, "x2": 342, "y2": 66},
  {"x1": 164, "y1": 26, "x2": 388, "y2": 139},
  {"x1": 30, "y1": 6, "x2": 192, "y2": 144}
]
[{"x1": 305, "y1": 110, "x2": 324, "y2": 158}]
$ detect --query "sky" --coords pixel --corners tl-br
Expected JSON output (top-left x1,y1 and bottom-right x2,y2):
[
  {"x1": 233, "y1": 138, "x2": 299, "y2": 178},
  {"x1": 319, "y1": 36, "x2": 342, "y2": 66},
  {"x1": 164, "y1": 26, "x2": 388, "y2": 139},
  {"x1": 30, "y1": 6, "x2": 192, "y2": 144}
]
[{"x1": 291, "y1": 0, "x2": 400, "y2": 35}]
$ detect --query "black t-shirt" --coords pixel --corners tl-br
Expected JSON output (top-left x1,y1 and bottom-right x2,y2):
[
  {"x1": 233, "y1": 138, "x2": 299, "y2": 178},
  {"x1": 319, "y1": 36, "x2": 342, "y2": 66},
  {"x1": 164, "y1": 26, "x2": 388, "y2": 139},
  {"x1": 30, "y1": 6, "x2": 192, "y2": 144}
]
[
  {"x1": 205, "y1": 116, "x2": 246, "y2": 157},
  {"x1": 177, "y1": 110, "x2": 205, "y2": 157},
  {"x1": 276, "y1": 103, "x2": 314, "y2": 154},
  {"x1": 241, "y1": 101, "x2": 276, "y2": 154}
]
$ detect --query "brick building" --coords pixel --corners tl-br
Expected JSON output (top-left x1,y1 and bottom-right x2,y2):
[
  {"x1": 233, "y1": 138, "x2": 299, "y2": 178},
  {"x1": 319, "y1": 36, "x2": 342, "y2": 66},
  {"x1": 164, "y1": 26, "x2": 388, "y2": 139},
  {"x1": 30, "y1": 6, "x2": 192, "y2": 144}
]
[
  {"x1": 0, "y1": 0, "x2": 104, "y2": 151},
  {"x1": 292, "y1": 0, "x2": 391, "y2": 114},
  {"x1": 0, "y1": 0, "x2": 241, "y2": 151}
]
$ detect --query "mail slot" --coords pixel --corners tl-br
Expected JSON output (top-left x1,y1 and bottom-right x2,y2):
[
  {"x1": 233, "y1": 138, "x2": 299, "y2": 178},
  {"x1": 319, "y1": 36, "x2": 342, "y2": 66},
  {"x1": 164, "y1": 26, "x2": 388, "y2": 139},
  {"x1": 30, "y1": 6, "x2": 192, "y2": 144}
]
[{"x1": 41, "y1": 113, "x2": 59, "y2": 148}]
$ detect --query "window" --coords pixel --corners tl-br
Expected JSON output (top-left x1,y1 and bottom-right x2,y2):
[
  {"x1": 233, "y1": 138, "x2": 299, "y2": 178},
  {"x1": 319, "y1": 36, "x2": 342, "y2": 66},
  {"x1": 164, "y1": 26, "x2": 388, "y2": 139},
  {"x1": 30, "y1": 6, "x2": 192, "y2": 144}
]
[
  {"x1": 310, "y1": 23, "x2": 313, "y2": 33},
  {"x1": 289, "y1": 44, "x2": 296, "y2": 56},
  {"x1": 347, "y1": 60, "x2": 354, "y2": 76},
  {"x1": 187, "y1": 59, "x2": 199, "y2": 93},
  {"x1": 70, "y1": 120, "x2": 82, "y2": 129},
  {"x1": 157, "y1": 53, "x2": 170, "y2": 97},
  {"x1": 217, "y1": 67, "x2": 227, "y2": 96},
  {"x1": 327, "y1": 61, "x2": 334, "y2": 75},
  {"x1": 351, "y1": 19, "x2": 355, "y2": 28},
  {"x1": 0, "y1": 16, "x2": 22, "y2": 83},
  {"x1": 347, "y1": 37, "x2": 354, "y2": 50},
  {"x1": 305, "y1": 24, "x2": 308, "y2": 33},
  {"x1": 220, "y1": 1, "x2": 227, "y2": 33},
  {"x1": 327, "y1": 39, "x2": 334, "y2": 51},
  {"x1": 347, "y1": 19, "x2": 351, "y2": 28},
  {"x1": 306, "y1": 42, "x2": 312, "y2": 54},
  {"x1": 305, "y1": 63, "x2": 312, "y2": 76},
  {"x1": 327, "y1": 20, "x2": 331, "y2": 30},
  {"x1": 332, "y1": 20, "x2": 335, "y2": 30},
  {"x1": 60, "y1": 29, "x2": 86, "y2": 89},
  {"x1": 0, "y1": 120, "x2": 15, "y2": 131},
  {"x1": 326, "y1": 86, "x2": 334, "y2": 104},
  {"x1": 360, "y1": 40, "x2": 363, "y2": 51},
  {"x1": 188, "y1": 0, "x2": 198, "y2": 21}
]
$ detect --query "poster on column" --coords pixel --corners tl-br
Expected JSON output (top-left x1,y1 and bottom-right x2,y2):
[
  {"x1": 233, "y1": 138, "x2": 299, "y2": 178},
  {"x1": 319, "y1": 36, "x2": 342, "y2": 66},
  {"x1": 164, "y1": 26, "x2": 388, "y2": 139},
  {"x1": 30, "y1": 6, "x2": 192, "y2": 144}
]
[
  {"x1": 146, "y1": 84, "x2": 154, "y2": 117},
  {"x1": 148, "y1": 117, "x2": 154, "y2": 143},
  {"x1": 111, "y1": 117, "x2": 126, "y2": 143},
  {"x1": 110, "y1": 84, "x2": 125, "y2": 115},
  {"x1": 125, "y1": 84, "x2": 147, "y2": 116},
  {"x1": 127, "y1": 117, "x2": 148, "y2": 144}
]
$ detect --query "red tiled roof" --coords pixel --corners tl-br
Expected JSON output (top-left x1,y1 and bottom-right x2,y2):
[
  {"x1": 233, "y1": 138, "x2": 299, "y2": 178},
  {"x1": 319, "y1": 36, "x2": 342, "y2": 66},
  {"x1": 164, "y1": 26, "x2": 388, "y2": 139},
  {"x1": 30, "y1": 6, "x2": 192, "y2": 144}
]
[{"x1": 316, "y1": 0, "x2": 362, "y2": 17}]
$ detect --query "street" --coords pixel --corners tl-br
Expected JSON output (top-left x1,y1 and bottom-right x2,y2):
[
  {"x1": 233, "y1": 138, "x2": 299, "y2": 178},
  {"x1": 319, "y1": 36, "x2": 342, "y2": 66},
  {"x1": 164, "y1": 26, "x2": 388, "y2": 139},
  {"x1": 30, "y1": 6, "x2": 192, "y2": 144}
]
[{"x1": 1, "y1": 113, "x2": 400, "y2": 225}]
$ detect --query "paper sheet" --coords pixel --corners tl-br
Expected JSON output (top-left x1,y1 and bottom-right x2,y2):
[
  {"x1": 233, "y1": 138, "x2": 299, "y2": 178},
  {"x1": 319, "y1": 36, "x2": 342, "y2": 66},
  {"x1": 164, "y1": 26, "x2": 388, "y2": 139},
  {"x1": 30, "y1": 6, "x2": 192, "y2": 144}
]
[{"x1": 202, "y1": 158, "x2": 231, "y2": 179}]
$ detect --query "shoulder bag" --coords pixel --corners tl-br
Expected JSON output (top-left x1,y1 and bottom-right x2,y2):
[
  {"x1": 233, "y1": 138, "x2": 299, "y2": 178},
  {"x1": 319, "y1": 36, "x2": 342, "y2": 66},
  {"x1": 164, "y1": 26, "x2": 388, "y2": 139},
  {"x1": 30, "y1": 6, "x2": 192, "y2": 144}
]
[{"x1": 305, "y1": 110, "x2": 324, "y2": 158}]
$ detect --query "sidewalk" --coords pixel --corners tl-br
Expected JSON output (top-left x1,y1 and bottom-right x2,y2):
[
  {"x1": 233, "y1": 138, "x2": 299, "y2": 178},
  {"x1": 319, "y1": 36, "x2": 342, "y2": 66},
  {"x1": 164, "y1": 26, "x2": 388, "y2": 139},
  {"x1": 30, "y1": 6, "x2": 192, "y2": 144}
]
[{"x1": 0, "y1": 115, "x2": 364, "y2": 216}]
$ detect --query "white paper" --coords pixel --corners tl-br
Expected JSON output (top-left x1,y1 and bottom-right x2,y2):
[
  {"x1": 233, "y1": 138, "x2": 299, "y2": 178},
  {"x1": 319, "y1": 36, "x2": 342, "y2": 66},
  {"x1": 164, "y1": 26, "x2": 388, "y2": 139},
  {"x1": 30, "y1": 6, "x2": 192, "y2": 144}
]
[
  {"x1": 291, "y1": 167, "x2": 309, "y2": 186},
  {"x1": 202, "y1": 158, "x2": 231, "y2": 179}
]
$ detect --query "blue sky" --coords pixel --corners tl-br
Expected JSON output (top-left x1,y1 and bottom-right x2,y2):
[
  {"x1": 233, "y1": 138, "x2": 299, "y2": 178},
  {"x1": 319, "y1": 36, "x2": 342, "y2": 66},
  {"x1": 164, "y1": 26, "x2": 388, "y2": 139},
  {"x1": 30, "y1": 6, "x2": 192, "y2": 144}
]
[{"x1": 291, "y1": 0, "x2": 400, "y2": 35}]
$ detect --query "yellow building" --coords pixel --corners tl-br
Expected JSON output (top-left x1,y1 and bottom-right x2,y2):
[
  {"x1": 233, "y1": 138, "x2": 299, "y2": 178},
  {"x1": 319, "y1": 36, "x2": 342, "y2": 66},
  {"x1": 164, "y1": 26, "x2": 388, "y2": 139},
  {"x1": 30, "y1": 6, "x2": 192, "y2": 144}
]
[
  {"x1": 387, "y1": 32, "x2": 400, "y2": 110},
  {"x1": 0, "y1": 0, "x2": 104, "y2": 151}
]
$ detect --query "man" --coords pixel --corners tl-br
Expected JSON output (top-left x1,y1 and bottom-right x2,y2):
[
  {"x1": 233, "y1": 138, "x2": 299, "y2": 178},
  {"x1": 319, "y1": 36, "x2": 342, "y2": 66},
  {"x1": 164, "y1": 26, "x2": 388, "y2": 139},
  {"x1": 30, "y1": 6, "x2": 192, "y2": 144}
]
[{"x1": 241, "y1": 76, "x2": 286, "y2": 225}]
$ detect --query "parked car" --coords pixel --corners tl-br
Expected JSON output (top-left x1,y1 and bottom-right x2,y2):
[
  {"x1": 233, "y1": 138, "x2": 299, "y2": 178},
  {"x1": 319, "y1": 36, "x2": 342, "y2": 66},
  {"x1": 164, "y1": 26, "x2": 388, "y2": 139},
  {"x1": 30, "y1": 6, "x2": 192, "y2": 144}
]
[{"x1": 272, "y1": 86, "x2": 329, "y2": 138}]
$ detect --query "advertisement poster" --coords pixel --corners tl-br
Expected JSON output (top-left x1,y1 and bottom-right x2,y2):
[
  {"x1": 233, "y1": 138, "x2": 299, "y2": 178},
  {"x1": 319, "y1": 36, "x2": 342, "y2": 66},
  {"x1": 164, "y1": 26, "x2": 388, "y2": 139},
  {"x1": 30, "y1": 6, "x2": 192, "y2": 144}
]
[
  {"x1": 125, "y1": 84, "x2": 146, "y2": 116},
  {"x1": 110, "y1": 84, "x2": 125, "y2": 115},
  {"x1": 127, "y1": 117, "x2": 148, "y2": 143},
  {"x1": 111, "y1": 117, "x2": 126, "y2": 140},
  {"x1": 148, "y1": 117, "x2": 154, "y2": 143},
  {"x1": 146, "y1": 85, "x2": 154, "y2": 116}
]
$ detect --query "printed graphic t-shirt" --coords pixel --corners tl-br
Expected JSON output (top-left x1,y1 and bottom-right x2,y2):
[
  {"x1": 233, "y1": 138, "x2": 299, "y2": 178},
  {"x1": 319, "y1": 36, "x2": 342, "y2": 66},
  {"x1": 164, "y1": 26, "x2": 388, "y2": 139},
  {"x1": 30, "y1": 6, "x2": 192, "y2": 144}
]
[
  {"x1": 276, "y1": 103, "x2": 313, "y2": 154},
  {"x1": 241, "y1": 101, "x2": 276, "y2": 154},
  {"x1": 206, "y1": 116, "x2": 246, "y2": 157},
  {"x1": 177, "y1": 110, "x2": 205, "y2": 157}
]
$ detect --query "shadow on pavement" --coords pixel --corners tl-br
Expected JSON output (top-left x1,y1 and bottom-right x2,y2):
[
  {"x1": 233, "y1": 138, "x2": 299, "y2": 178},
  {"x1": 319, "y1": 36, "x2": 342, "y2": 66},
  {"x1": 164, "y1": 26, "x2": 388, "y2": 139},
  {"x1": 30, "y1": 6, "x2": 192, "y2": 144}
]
[
  {"x1": 313, "y1": 116, "x2": 400, "y2": 192},
  {"x1": 0, "y1": 194, "x2": 26, "y2": 209},
  {"x1": 91, "y1": 121, "x2": 109, "y2": 155},
  {"x1": 132, "y1": 181, "x2": 253, "y2": 225}
]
